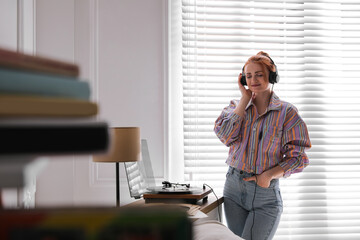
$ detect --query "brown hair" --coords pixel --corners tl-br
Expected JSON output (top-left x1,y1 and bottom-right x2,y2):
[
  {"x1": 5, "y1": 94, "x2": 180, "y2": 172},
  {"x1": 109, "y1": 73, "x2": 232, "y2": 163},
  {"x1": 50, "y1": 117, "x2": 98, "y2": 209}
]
[{"x1": 244, "y1": 51, "x2": 276, "y2": 74}]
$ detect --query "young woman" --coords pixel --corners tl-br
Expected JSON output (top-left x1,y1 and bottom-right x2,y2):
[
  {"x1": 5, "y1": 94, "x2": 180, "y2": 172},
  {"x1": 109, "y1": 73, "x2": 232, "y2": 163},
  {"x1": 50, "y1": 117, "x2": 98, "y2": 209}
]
[{"x1": 214, "y1": 51, "x2": 311, "y2": 240}]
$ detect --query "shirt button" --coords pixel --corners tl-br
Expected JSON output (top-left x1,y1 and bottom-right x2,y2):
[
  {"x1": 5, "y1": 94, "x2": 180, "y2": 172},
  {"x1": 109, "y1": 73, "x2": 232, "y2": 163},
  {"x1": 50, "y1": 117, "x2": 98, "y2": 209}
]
[{"x1": 253, "y1": 128, "x2": 256, "y2": 131}]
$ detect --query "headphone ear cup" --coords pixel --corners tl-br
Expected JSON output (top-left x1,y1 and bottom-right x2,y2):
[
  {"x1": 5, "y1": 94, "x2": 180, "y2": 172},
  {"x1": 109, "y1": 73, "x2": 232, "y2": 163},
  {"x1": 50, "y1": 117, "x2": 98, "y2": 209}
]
[
  {"x1": 269, "y1": 71, "x2": 279, "y2": 84},
  {"x1": 240, "y1": 75, "x2": 247, "y2": 86},
  {"x1": 269, "y1": 72, "x2": 276, "y2": 84},
  {"x1": 240, "y1": 66, "x2": 247, "y2": 86}
]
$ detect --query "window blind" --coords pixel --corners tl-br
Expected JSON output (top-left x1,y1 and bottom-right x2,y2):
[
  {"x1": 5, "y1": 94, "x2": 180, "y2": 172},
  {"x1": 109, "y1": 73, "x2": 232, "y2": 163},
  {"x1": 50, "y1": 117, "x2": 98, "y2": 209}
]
[{"x1": 179, "y1": 0, "x2": 360, "y2": 239}]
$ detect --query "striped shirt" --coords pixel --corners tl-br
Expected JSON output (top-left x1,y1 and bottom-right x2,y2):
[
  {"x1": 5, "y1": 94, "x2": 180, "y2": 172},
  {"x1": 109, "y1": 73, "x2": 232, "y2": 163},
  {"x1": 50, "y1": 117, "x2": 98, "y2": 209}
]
[{"x1": 214, "y1": 92, "x2": 311, "y2": 177}]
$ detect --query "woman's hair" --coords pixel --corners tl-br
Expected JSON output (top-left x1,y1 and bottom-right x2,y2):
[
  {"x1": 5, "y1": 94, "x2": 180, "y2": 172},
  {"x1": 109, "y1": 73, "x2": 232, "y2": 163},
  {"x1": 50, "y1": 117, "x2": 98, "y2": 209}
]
[{"x1": 244, "y1": 51, "x2": 276, "y2": 73}]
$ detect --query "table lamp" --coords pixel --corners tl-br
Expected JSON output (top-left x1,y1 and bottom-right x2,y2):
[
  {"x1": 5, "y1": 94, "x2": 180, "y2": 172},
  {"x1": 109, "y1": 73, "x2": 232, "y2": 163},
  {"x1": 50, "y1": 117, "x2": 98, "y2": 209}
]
[{"x1": 93, "y1": 127, "x2": 140, "y2": 207}]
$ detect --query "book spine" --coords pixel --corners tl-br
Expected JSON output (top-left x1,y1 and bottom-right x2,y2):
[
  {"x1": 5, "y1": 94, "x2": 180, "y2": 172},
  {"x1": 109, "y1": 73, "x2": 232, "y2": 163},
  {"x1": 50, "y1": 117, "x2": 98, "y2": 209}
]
[
  {"x1": 0, "y1": 68, "x2": 90, "y2": 100},
  {"x1": 0, "y1": 48, "x2": 79, "y2": 77},
  {"x1": 0, "y1": 122, "x2": 109, "y2": 154},
  {"x1": 0, "y1": 95, "x2": 98, "y2": 117}
]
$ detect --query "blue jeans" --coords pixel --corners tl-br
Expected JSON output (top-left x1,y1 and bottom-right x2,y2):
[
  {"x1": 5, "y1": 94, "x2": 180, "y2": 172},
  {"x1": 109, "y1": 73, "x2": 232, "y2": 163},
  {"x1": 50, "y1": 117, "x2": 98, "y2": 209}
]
[{"x1": 223, "y1": 167, "x2": 283, "y2": 240}]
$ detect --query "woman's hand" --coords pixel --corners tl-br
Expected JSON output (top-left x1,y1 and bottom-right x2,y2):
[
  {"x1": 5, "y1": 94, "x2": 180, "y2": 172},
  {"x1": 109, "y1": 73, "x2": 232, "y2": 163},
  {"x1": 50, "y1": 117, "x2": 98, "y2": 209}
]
[
  {"x1": 233, "y1": 73, "x2": 255, "y2": 117},
  {"x1": 243, "y1": 171, "x2": 272, "y2": 188},
  {"x1": 238, "y1": 73, "x2": 256, "y2": 102},
  {"x1": 243, "y1": 166, "x2": 284, "y2": 188}
]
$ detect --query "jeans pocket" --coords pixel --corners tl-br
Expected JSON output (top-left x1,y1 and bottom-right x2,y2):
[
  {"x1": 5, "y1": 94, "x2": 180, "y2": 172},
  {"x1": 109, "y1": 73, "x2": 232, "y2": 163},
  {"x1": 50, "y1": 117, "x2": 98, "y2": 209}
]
[
  {"x1": 275, "y1": 188, "x2": 283, "y2": 206},
  {"x1": 256, "y1": 183, "x2": 271, "y2": 190},
  {"x1": 226, "y1": 167, "x2": 233, "y2": 178}
]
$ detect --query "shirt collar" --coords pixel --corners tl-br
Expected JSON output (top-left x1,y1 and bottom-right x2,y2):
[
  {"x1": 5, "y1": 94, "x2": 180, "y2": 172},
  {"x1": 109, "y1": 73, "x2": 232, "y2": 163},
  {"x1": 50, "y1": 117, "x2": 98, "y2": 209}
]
[
  {"x1": 245, "y1": 91, "x2": 282, "y2": 111},
  {"x1": 268, "y1": 92, "x2": 282, "y2": 111}
]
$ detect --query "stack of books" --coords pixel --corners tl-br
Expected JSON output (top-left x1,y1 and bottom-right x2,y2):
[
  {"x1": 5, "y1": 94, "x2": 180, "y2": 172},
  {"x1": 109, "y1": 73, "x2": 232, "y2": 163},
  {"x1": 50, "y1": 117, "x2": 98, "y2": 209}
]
[
  {"x1": 0, "y1": 47, "x2": 109, "y2": 157},
  {"x1": 0, "y1": 47, "x2": 96, "y2": 118}
]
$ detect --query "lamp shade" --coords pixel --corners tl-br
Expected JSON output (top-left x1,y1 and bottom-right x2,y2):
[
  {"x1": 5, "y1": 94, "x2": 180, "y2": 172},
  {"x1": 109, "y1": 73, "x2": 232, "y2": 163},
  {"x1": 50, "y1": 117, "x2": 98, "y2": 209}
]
[{"x1": 93, "y1": 127, "x2": 140, "y2": 163}]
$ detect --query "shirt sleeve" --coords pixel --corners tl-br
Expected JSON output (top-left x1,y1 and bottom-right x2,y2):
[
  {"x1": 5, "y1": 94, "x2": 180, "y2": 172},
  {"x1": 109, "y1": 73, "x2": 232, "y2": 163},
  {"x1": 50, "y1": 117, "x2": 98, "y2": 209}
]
[
  {"x1": 279, "y1": 106, "x2": 311, "y2": 178},
  {"x1": 214, "y1": 100, "x2": 244, "y2": 147}
]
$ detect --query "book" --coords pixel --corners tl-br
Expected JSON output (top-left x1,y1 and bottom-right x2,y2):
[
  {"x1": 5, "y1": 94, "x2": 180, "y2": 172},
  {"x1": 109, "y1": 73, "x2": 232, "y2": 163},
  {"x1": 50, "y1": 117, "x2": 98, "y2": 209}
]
[
  {"x1": 0, "y1": 94, "x2": 98, "y2": 117},
  {"x1": 0, "y1": 119, "x2": 109, "y2": 155},
  {"x1": 0, "y1": 47, "x2": 79, "y2": 77},
  {"x1": 0, "y1": 207, "x2": 192, "y2": 240},
  {"x1": 0, "y1": 67, "x2": 90, "y2": 100}
]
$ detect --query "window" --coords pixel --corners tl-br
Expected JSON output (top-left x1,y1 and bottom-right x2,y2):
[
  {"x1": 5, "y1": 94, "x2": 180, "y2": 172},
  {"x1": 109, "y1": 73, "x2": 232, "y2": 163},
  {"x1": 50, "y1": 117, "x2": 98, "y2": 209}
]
[{"x1": 169, "y1": 0, "x2": 360, "y2": 239}]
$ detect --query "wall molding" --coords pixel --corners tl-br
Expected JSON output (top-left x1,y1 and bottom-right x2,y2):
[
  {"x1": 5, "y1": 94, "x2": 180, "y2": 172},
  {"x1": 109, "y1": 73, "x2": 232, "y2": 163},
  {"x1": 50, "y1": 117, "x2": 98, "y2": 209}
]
[
  {"x1": 17, "y1": 0, "x2": 35, "y2": 55},
  {"x1": 17, "y1": 0, "x2": 36, "y2": 208},
  {"x1": 88, "y1": 0, "x2": 107, "y2": 188}
]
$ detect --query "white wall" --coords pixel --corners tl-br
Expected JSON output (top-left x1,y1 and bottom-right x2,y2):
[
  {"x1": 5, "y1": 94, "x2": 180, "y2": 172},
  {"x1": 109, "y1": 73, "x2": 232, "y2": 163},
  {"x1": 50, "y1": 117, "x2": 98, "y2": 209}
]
[
  {"x1": 0, "y1": 0, "x2": 17, "y2": 51},
  {"x1": 0, "y1": 0, "x2": 167, "y2": 207}
]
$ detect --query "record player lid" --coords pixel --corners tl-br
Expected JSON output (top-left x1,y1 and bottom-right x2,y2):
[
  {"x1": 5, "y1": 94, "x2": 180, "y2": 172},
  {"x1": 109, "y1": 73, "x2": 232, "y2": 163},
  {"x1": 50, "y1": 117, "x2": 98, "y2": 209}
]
[{"x1": 124, "y1": 139, "x2": 156, "y2": 199}]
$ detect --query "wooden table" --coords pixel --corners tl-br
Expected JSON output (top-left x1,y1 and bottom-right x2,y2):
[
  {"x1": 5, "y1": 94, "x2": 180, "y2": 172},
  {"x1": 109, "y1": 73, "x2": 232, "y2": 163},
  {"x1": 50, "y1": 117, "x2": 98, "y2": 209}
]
[{"x1": 125, "y1": 195, "x2": 224, "y2": 219}]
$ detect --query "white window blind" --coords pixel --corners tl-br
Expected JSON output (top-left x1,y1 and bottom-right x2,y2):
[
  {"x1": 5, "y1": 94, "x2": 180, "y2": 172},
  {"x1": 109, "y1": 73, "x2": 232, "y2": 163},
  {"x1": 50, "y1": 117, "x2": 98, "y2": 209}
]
[{"x1": 179, "y1": 0, "x2": 360, "y2": 239}]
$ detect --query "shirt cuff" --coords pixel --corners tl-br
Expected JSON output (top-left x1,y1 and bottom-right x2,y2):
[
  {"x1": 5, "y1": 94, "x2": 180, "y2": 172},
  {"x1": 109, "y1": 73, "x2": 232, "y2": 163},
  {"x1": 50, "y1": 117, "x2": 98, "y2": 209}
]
[{"x1": 278, "y1": 161, "x2": 293, "y2": 178}]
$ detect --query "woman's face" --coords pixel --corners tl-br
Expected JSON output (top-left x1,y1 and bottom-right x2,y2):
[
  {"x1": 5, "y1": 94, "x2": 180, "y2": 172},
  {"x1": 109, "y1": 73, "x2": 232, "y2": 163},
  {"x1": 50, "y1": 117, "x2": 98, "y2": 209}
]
[{"x1": 244, "y1": 62, "x2": 271, "y2": 93}]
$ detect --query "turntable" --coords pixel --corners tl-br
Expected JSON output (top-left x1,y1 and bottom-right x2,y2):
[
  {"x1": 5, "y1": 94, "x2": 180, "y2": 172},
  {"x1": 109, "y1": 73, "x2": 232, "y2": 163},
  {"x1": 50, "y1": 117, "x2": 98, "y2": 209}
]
[{"x1": 143, "y1": 181, "x2": 211, "y2": 204}]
